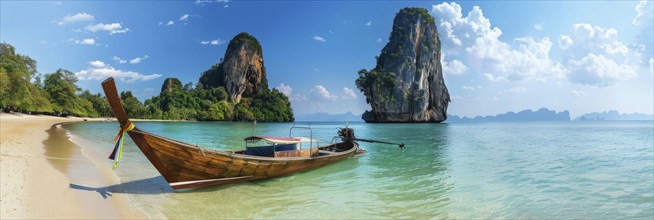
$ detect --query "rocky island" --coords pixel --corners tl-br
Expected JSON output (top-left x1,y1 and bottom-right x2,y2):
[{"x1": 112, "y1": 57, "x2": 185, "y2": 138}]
[
  {"x1": 356, "y1": 8, "x2": 450, "y2": 123},
  {"x1": 143, "y1": 32, "x2": 294, "y2": 122}
]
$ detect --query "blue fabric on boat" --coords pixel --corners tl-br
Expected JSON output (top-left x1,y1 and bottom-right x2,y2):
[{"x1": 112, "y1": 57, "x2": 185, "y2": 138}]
[
  {"x1": 274, "y1": 144, "x2": 297, "y2": 152},
  {"x1": 245, "y1": 144, "x2": 297, "y2": 156}
]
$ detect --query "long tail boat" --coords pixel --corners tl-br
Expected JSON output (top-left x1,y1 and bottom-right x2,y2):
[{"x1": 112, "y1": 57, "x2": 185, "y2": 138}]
[{"x1": 101, "y1": 77, "x2": 366, "y2": 190}]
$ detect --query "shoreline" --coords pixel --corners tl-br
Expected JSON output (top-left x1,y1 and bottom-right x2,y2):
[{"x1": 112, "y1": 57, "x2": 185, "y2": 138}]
[{"x1": 0, "y1": 113, "x2": 147, "y2": 219}]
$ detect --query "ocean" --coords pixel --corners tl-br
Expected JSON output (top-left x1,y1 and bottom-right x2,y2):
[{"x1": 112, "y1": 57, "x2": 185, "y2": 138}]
[{"x1": 62, "y1": 121, "x2": 654, "y2": 219}]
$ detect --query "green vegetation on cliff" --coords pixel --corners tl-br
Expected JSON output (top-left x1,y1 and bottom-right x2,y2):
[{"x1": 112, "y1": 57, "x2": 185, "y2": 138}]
[{"x1": 0, "y1": 40, "x2": 293, "y2": 122}]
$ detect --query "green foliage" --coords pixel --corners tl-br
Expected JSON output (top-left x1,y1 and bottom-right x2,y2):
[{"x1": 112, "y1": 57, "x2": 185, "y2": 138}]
[
  {"x1": 160, "y1": 78, "x2": 183, "y2": 94},
  {"x1": 120, "y1": 91, "x2": 146, "y2": 119},
  {"x1": 79, "y1": 90, "x2": 112, "y2": 117},
  {"x1": 0, "y1": 43, "x2": 54, "y2": 113}
]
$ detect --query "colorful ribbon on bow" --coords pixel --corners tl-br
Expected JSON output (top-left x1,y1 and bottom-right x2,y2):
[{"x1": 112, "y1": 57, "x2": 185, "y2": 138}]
[{"x1": 108, "y1": 120, "x2": 135, "y2": 170}]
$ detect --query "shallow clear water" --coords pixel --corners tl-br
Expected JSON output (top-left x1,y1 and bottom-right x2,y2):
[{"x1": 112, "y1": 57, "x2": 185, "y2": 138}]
[{"x1": 64, "y1": 121, "x2": 654, "y2": 219}]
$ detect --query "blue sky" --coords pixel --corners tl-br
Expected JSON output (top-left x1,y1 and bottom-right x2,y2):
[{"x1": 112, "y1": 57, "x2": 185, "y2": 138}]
[{"x1": 1, "y1": 0, "x2": 652, "y2": 117}]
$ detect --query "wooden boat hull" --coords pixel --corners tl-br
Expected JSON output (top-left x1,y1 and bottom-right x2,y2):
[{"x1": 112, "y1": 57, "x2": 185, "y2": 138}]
[
  {"x1": 102, "y1": 77, "x2": 363, "y2": 190},
  {"x1": 127, "y1": 129, "x2": 359, "y2": 190}
]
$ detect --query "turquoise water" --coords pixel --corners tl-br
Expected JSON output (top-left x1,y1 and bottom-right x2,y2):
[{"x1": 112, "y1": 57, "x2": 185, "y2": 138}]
[{"x1": 64, "y1": 121, "x2": 654, "y2": 218}]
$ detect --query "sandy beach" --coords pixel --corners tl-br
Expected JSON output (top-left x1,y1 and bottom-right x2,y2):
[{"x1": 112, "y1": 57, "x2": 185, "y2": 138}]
[{"x1": 0, "y1": 113, "x2": 145, "y2": 219}]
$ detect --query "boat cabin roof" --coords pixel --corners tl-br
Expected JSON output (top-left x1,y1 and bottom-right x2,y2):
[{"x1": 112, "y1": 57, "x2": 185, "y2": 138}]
[{"x1": 244, "y1": 136, "x2": 316, "y2": 144}]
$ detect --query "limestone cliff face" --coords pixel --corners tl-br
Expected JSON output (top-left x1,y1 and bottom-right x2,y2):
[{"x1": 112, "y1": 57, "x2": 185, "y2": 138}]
[
  {"x1": 356, "y1": 8, "x2": 450, "y2": 123},
  {"x1": 160, "y1": 78, "x2": 182, "y2": 94},
  {"x1": 199, "y1": 32, "x2": 268, "y2": 103}
]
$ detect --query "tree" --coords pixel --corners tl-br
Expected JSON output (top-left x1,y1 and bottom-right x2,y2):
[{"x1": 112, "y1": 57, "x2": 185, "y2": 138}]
[
  {"x1": 120, "y1": 91, "x2": 146, "y2": 118},
  {"x1": 44, "y1": 69, "x2": 83, "y2": 115}
]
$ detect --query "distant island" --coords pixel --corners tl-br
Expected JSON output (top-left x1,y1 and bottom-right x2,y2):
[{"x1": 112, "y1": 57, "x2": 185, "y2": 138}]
[
  {"x1": 356, "y1": 7, "x2": 450, "y2": 123},
  {"x1": 295, "y1": 112, "x2": 363, "y2": 122},
  {"x1": 575, "y1": 110, "x2": 654, "y2": 121},
  {"x1": 448, "y1": 108, "x2": 654, "y2": 122},
  {"x1": 447, "y1": 108, "x2": 570, "y2": 122}
]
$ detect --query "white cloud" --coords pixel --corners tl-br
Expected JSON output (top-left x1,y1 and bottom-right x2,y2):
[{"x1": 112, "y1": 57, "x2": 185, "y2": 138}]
[
  {"x1": 85, "y1": 23, "x2": 129, "y2": 34},
  {"x1": 312, "y1": 68, "x2": 320, "y2": 72},
  {"x1": 534, "y1": 23, "x2": 544, "y2": 31},
  {"x1": 275, "y1": 83, "x2": 293, "y2": 96},
  {"x1": 75, "y1": 61, "x2": 161, "y2": 82},
  {"x1": 129, "y1": 55, "x2": 149, "y2": 64},
  {"x1": 112, "y1": 56, "x2": 127, "y2": 64},
  {"x1": 650, "y1": 57, "x2": 653, "y2": 76},
  {"x1": 431, "y1": 2, "x2": 565, "y2": 82},
  {"x1": 567, "y1": 53, "x2": 638, "y2": 86},
  {"x1": 366, "y1": 21, "x2": 372, "y2": 26},
  {"x1": 88, "y1": 60, "x2": 106, "y2": 68},
  {"x1": 499, "y1": 87, "x2": 526, "y2": 94},
  {"x1": 313, "y1": 36, "x2": 326, "y2": 42},
  {"x1": 166, "y1": 20, "x2": 174, "y2": 26},
  {"x1": 462, "y1": 85, "x2": 481, "y2": 90},
  {"x1": 633, "y1": 0, "x2": 653, "y2": 26},
  {"x1": 57, "y1": 12, "x2": 94, "y2": 25},
  {"x1": 311, "y1": 85, "x2": 337, "y2": 101},
  {"x1": 442, "y1": 58, "x2": 468, "y2": 75},
  {"x1": 201, "y1": 39, "x2": 225, "y2": 45},
  {"x1": 484, "y1": 73, "x2": 506, "y2": 82},
  {"x1": 342, "y1": 87, "x2": 357, "y2": 99},
  {"x1": 571, "y1": 90, "x2": 586, "y2": 96},
  {"x1": 74, "y1": 38, "x2": 96, "y2": 45},
  {"x1": 39, "y1": 40, "x2": 47, "y2": 44},
  {"x1": 560, "y1": 23, "x2": 641, "y2": 86},
  {"x1": 179, "y1": 14, "x2": 189, "y2": 21},
  {"x1": 558, "y1": 35, "x2": 573, "y2": 49},
  {"x1": 195, "y1": 0, "x2": 229, "y2": 5},
  {"x1": 377, "y1": 38, "x2": 382, "y2": 43}
]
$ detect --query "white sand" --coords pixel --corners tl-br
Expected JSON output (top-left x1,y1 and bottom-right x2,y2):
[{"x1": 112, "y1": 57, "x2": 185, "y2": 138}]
[{"x1": 0, "y1": 113, "x2": 145, "y2": 219}]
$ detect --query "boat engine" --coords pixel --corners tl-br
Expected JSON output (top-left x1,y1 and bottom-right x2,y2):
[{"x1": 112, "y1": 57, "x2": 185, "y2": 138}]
[{"x1": 338, "y1": 127, "x2": 355, "y2": 142}]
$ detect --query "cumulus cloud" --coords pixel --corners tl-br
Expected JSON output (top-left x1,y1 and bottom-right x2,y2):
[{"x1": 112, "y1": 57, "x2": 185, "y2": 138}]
[
  {"x1": 560, "y1": 23, "x2": 641, "y2": 86},
  {"x1": 534, "y1": 23, "x2": 544, "y2": 31},
  {"x1": 483, "y1": 73, "x2": 506, "y2": 82},
  {"x1": 498, "y1": 87, "x2": 526, "y2": 94},
  {"x1": 558, "y1": 35, "x2": 573, "y2": 49},
  {"x1": 88, "y1": 60, "x2": 106, "y2": 68},
  {"x1": 179, "y1": 14, "x2": 189, "y2": 21},
  {"x1": 129, "y1": 55, "x2": 149, "y2": 64},
  {"x1": 342, "y1": 87, "x2": 357, "y2": 99},
  {"x1": 74, "y1": 38, "x2": 96, "y2": 45},
  {"x1": 633, "y1": 0, "x2": 653, "y2": 26},
  {"x1": 75, "y1": 60, "x2": 161, "y2": 82},
  {"x1": 313, "y1": 36, "x2": 326, "y2": 42},
  {"x1": 112, "y1": 56, "x2": 127, "y2": 64},
  {"x1": 57, "y1": 12, "x2": 94, "y2": 25},
  {"x1": 366, "y1": 21, "x2": 372, "y2": 26},
  {"x1": 85, "y1": 23, "x2": 129, "y2": 34},
  {"x1": 195, "y1": 0, "x2": 229, "y2": 5},
  {"x1": 431, "y1": 2, "x2": 565, "y2": 82},
  {"x1": 650, "y1": 57, "x2": 654, "y2": 76},
  {"x1": 275, "y1": 83, "x2": 293, "y2": 96},
  {"x1": 571, "y1": 90, "x2": 586, "y2": 96},
  {"x1": 200, "y1": 39, "x2": 225, "y2": 45},
  {"x1": 166, "y1": 20, "x2": 174, "y2": 26},
  {"x1": 311, "y1": 85, "x2": 337, "y2": 100},
  {"x1": 462, "y1": 85, "x2": 481, "y2": 90},
  {"x1": 442, "y1": 57, "x2": 468, "y2": 75}
]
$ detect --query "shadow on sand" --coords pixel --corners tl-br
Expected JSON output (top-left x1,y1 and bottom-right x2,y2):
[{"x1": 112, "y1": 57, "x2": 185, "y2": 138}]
[{"x1": 70, "y1": 176, "x2": 174, "y2": 199}]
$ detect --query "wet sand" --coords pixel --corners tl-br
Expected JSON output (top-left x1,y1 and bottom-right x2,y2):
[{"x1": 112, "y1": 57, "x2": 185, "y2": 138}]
[{"x1": 0, "y1": 113, "x2": 145, "y2": 219}]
